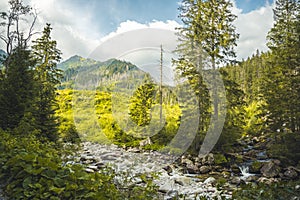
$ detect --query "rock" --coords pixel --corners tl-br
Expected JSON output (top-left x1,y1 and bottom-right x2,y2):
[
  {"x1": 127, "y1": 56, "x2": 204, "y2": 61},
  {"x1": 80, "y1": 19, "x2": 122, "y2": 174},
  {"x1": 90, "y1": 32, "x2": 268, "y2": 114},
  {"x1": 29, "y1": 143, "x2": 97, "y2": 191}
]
[
  {"x1": 87, "y1": 165, "x2": 98, "y2": 171},
  {"x1": 257, "y1": 177, "x2": 279, "y2": 185},
  {"x1": 187, "y1": 165, "x2": 199, "y2": 174},
  {"x1": 95, "y1": 162, "x2": 105, "y2": 168},
  {"x1": 260, "y1": 161, "x2": 281, "y2": 178},
  {"x1": 163, "y1": 165, "x2": 173, "y2": 175},
  {"x1": 245, "y1": 175, "x2": 259, "y2": 182},
  {"x1": 200, "y1": 166, "x2": 211, "y2": 174},
  {"x1": 221, "y1": 171, "x2": 231, "y2": 178},
  {"x1": 256, "y1": 151, "x2": 268, "y2": 160},
  {"x1": 284, "y1": 168, "x2": 298, "y2": 179},
  {"x1": 174, "y1": 176, "x2": 192, "y2": 186},
  {"x1": 252, "y1": 137, "x2": 259, "y2": 143},
  {"x1": 127, "y1": 147, "x2": 141, "y2": 153},
  {"x1": 165, "y1": 190, "x2": 179, "y2": 200},
  {"x1": 209, "y1": 171, "x2": 223, "y2": 177},
  {"x1": 244, "y1": 149, "x2": 257, "y2": 158},
  {"x1": 230, "y1": 177, "x2": 241, "y2": 185},
  {"x1": 273, "y1": 159, "x2": 281, "y2": 165},
  {"x1": 159, "y1": 179, "x2": 175, "y2": 193},
  {"x1": 80, "y1": 155, "x2": 97, "y2": 164},
  {"x1": 201, "y1": 153, "x2": 214, "y2": 165},
  {"x1": 250, "y1": 161, "x2": 263, "y2": 173},
  {"x1": 231, "y1": 164, "x2": 241, "y2": 174},
  {"x1": 85, "y1": 168, "x2": 95, "y2": 173},
  {"x1": 139, "y1": 137, "x2": 152, "y2": 147},
  {"x1": 181, "y1": 158, "x2": 199, "y2": 174},
  {"x1": 204, "y1": 177, "x2": 216, "y2": 185}
]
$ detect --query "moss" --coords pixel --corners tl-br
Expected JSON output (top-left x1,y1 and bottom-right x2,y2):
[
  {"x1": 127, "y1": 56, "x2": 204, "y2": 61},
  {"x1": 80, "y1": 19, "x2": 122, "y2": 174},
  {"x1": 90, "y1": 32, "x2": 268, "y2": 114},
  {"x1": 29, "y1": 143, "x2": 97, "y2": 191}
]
[
  {"x1": 235, "y1": 154, "x2": 244, "y2": 164},
  {"x1": 250, "y1": 161, "x2": 263, "y2": 173},
  {"x1": 214, "y1": 153, "x2": 228, "y2": 165}
]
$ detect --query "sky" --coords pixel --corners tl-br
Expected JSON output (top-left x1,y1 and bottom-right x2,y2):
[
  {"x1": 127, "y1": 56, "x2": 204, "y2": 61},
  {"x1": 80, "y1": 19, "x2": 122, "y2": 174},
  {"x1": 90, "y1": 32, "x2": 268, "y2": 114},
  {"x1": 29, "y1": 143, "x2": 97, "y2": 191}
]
[{"x1": 0, "y1": 0, "x2": 275, "y2": 61}]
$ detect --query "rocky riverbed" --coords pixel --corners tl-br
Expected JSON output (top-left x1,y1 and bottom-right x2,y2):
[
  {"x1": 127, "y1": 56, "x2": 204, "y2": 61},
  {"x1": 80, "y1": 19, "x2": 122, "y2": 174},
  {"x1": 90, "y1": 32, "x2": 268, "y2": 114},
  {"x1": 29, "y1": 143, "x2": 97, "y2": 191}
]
[
  {"x1": 77, "y1": 142, "x2": 236, "y2": 199},
  {"x1": 76, "y1": 139, "x2": 300, "y2": 199},
  {"x1": 1, "y1": 137, "x2": 298, "y2": 200}
]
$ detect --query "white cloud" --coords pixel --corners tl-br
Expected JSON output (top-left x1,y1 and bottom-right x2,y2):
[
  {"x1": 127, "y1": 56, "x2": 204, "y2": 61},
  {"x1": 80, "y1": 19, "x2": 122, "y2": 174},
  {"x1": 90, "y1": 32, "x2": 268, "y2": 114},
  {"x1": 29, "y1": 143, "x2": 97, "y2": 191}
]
[
  {"x1": 100, "y1": 20, "x2": 180, "y2": 43},
  {"x1": 0, "y1": 0, "x2": 274, "y2": 62},
  {"x1": 233, "y1": 1, "x2": 274, "y2": 60},
  {"x1": 27, "y1": 0, "x2": 102, "y2": 60}
]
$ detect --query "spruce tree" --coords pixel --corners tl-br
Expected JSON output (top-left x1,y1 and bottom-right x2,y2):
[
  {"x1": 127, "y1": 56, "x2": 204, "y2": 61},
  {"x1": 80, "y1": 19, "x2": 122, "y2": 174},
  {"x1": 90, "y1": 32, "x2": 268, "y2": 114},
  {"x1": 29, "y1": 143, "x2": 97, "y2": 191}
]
[
  {"x1": 265, "y1": 0, "x2": 300, "y2": 132},
  {"x1": 31, "y1": 24, "x2": 62, "y2": 141},
  {"x1": 129, "y1": 82, "x2": 155, "y2": 127},
  {"x1": 175, "y1": 0, "x2": 239, "y2": 153},
  {"x1": 0, "y1": 47, "x2": 35, "y2": 130}
]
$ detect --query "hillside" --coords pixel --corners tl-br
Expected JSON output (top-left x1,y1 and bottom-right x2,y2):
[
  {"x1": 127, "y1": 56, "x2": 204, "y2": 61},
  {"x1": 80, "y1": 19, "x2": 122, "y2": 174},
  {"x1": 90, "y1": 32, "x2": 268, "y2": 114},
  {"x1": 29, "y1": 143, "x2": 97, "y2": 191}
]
[{"x1": 59, "y1": 55, "x2": 142, "y2": 89}]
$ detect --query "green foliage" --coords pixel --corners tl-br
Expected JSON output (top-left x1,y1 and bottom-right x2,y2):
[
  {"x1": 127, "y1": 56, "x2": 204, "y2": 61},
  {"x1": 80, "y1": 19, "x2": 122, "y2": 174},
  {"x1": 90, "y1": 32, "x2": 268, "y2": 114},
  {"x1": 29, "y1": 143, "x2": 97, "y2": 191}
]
[
  {"x1": 267, "y1": 132, "x2": 300, "y2": 166},
  {"x1": 264, "y1": 0, "x2": 300, "y2": 133},
  {"x1": 250, "y1": 161, "x2": 263, "y2": 173},
  {"x1": 213, "y1": 69, "x2": 245, "y2": 152},
  {"x1": 129, "y1": 82, "x2": 155, "y2": 126},
  {"x1": 176, "y1": 0, "x2": 240, "y2": 154},
  {"x1": 56, "y1": 88, "x2": 182, "y2": 149},
  {"x1": 30, "y1": 23, "x2": 63, "y2": 141},
  {"x1": 0, "y1": 47, "x2": 35, "y2": 130},
  {"x1": 0, "y1": 129, "x2": 159, "y2": 200},
  {"x1": 243, "y1": 100, "x2": 266, "y2": 137},
  {"x1": 214, "y1": 154, "x2": 228, "y2": 166},
  {"x1": 232, "y1": 181, "x2": 300, "y2": 200}
]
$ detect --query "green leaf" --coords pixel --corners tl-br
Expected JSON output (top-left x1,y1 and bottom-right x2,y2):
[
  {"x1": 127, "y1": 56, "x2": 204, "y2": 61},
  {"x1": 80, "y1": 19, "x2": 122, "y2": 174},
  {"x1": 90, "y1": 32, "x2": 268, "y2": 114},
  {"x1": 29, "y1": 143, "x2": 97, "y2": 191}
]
[
  {"x1": 50, "y1": 186, "x2": 65, "y2": 195},
  {"x1": 22, "y1": 176, "x2": 32, "y2": 189}
]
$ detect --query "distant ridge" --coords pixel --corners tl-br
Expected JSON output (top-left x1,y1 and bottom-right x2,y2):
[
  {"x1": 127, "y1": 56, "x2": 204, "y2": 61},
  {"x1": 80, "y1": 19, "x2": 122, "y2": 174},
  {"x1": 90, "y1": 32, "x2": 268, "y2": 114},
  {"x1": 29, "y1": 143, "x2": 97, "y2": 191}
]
[{"x1": 58, "y1": 55, "x2": 145, "y2": 89}]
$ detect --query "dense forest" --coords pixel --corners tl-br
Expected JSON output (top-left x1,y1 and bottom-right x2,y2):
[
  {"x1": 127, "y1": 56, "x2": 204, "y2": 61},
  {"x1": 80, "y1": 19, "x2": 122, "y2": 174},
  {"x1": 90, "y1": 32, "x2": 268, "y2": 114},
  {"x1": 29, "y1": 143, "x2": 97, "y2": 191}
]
[{"x1": 0, "y1": 0, "x2": 299, "y2": 199}]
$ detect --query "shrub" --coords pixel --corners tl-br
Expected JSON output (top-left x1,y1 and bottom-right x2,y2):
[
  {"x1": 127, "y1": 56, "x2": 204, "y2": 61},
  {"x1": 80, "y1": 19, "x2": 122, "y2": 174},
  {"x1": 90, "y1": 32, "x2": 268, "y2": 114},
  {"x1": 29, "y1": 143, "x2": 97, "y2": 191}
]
[{"x1": 0, "y1": 130, "x2": 159, "y2": 199}]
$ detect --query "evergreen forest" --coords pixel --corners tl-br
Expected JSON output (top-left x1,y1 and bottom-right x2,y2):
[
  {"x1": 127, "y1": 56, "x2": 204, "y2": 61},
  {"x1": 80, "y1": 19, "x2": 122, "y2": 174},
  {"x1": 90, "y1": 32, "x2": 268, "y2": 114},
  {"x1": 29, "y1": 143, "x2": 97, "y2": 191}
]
[{"x1": 0, "y1": 0, "x2": 299, "y2": 199}]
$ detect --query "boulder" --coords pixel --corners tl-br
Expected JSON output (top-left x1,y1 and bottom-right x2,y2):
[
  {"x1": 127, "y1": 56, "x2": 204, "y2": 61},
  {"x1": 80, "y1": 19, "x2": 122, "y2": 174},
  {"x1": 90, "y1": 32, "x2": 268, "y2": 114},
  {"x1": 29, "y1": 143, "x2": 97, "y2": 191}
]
[
  {"x1": 181, "y1": 158, "x2": 199, "y2": 174},
  {"x1": 244, "y1": 149, "x2": 257, "y2": 158},
  {"x1": 257, "y1": 177, "x2": 279, "y2": 185},
  {"x1": 159, "y1": 179, "x2": 175, "y2": 193},
  {"x1": 87, "y1": 165, "x2": 98, "y2": 171},
  {"x1": 201, "y1": 153, "x2": 214, "y2": 165},
  {"x1": 230, "y1": 177, "x2": 241, "y2": 185},
  {"x1": 199, "y1": 166, "x2": 211, "y2": 174},
  {"x1": 284, "y1": 168, "x2": 298, "y2": 179},
  {"x1": 174, "y1": 176, "x2": 192, "y2": 186},
  {"x1": 245, "y1": 175, "x2": 259, "y2": 182},
  {"x1": 163, "y1": 165, "x2": 173, "y2": 175},
  {"x1": 204, "y1": 177, "x2": 216, "y2": 185},
  {"x1": 127, "y1": 147, "x2": 141, "y2": 153},
  {"x1": 260, "y1": 161, "x2": 281, "y2": 178},
  {"x1": 250, "y1": 161, "x2": 263, "y2": 173},
  {"x1": 85, "y1": 168, "x2": 95, "y2": 173},
  {"x1": 139, "y1": 137, "x2": 152, "y2": 147},
  {"x1": 231, "y1": 164, "x2": 241, "y2": 174},
  {"x1": 80, "y1": 155, "x2": 97, "y2": 164}
]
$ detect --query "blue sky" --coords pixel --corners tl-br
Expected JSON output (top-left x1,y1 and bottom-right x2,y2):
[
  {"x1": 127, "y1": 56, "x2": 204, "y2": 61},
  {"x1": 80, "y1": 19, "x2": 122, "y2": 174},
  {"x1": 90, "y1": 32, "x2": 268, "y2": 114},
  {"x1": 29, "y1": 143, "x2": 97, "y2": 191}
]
[
  {"x1": 0, "y1": 0, "x2": 275, "y2": 60},
  {"x1": 61, "y1": 0, "x2": 274, "y2": 36}
]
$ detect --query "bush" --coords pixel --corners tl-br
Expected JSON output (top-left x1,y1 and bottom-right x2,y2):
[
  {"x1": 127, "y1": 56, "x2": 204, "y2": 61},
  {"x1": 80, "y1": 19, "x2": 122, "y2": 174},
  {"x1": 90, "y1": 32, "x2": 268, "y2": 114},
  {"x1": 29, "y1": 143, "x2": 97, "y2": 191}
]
[
  {"x1": 267, "y1": 132, "x2": 300, "y2": 166},
  {"x1": 0, "y1": 129, "x2": 159, "y2": 199},
  {"x1": 232, "y1": 181, "x2": 300, "y2": 200}
]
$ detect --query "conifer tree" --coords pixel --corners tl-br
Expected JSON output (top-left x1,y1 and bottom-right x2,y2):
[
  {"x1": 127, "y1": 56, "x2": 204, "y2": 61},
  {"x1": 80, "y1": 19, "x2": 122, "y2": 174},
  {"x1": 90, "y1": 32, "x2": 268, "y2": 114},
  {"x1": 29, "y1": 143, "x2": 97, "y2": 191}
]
[
  {"x1": 264, "y1": 0, "x2": 300, "y2": 132},
  {"x1": 129, "y1": 82, "x2": 155, "y2": 127},
  {"x1": 0, "y1": 47, "x2": 35, "y2": 130},
  {"x1": 175, "y1": 0, "x2": 239, "y2": 153},
  {"x1": 31, "y1": 24, "x2": 62, "y2": 141}
]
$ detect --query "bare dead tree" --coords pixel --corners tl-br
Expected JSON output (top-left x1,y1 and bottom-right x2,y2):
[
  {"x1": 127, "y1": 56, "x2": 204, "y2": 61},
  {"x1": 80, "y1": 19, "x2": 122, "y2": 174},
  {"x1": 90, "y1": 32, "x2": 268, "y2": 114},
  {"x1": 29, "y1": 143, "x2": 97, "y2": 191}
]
[{"x1": 0, "y1": 0, "x2": 38, "y2": 71}]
